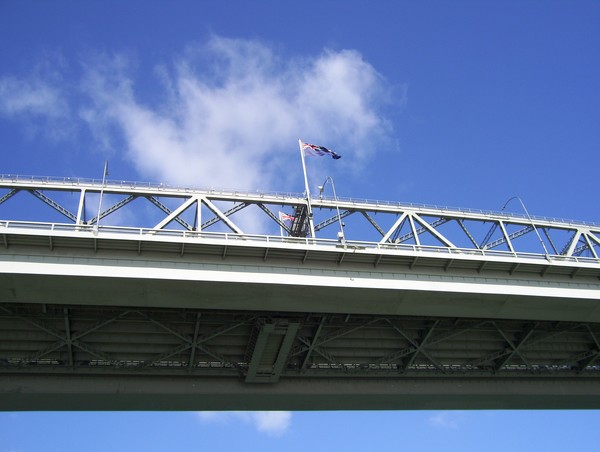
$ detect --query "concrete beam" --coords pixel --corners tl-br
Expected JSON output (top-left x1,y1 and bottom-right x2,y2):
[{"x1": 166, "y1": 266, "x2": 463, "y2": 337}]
[{"x1": 1, "y1": 246, "x2": 600, "y2": 323}]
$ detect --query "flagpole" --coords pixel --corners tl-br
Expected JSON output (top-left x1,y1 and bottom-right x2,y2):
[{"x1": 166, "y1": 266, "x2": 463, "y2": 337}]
[
  {"x1": 298, "y1": 139, "x2": 316, "y2": 238},
  {"x1": 278, "y1": 212, "x2": 284, "y2": 237}
]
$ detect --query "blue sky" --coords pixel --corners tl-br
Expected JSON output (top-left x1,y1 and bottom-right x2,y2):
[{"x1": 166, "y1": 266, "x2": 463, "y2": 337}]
[
  {"x1": 2, "y1": 410, "x2": 600, "y2": 452},
  {"x1": 1, "y1": 0, "x2": 600, "y2": 450}
]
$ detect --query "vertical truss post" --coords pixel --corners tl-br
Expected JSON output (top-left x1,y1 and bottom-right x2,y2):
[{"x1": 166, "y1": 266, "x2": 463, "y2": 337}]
[
  {"x1": 195, "y1": 201, "x2": 201, "y2": 232},
  {"x1": 408, "y1": 215, "x2": 420, "y2": 246},
  {"x1": 76, "y1": 189, "x2": 86, "y2": 225}
]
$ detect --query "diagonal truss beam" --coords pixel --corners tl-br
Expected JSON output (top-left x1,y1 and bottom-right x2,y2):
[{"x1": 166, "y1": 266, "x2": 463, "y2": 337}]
[
  {"x1": 361, "y1": 211, "x2": 386, "y2": 237},
  {"x1": 201, "y1": 198, "x2": 245, "y2": 234},
  {"x1": 564, "y1": 231, "x2": 582, "y2": 257},
  {"x1": 569, "y1": 232, "x2": 599, "y2": 258},
  {"x1": 300, "y1": 315, "x2": 328, "y2": 370},
  {"x1": 379, "y1": 319, "x2": 490, "y2": 365},
  {"x1": 29, "y1": 190, "x2": 77, "y2": 222},
  {"x1": 380, "y1": 212, "x2": 408, "y2": 244},
  {"x1": 147, "y1": 196, "x2": 194, "y2": 230},
  {"x1": 494, "y1": 323, "x2": 537, "y2": 371},
  {"x1": 457, "y1": 219, "x2": 480, "y2": 248},
  {"x1": 480, "y1": 222, "x2": 499, "y2": 249},
  {"x1": 412, "y1": 214, "x2": 455, "y2": 248},
  {"x1": 389, "y1": 319, "x2": 445, "y2": 372},
  {"x1": 497, "y1": 221, "x2": 514, "y2": 252},
  {"x1": 583, "y1": 232, "x2": 599, "y2": 258},
  {"x1": 395, "y1": 217, "x2": 452, "y2": 246},
  {"x1": 133, "y1": 312, "x2": 255, "y2": 369},
  {"x1": 295, "y1": 335, "x2": 341, "y2": 367},
  {"x1": 469, "y1": 323, "x2": 581, "y2": 368},
  {"x1": 153, "y1": 196, "x2": 198, "y2": 230},
  {"x1": 484, "y1": 225, "x2": 533, "y2": 250},
  {"x1": 0, "y1": 189, "x2": 18, "y2": 206},
  {"x1": 289, "y1": 319, "x2": 383, "y2": 372},
  {"x1": 314, "y1": 320, "x2": 376, "y2": 346},
  {"x1": 408, "y1": 215, "x2": 419, "y2": 246},
  {"x1": 314, "y1": 210, "x2": 352, "y2": 232},
  {"x1": 543, "y1": 227, "x2": 560, "y2": 255},
  {"x1": 576, "y1": 326, "x2": 600, "y2": 373},
  {"x1": 257, "y1": 203, "x2": 291, "y2": 234},
  {"x1": 89, "y1": 195, "x2": 138, "y2": 226},
  {"x1": 0, "y1": 305, "x2": 120, "y2": 365}
]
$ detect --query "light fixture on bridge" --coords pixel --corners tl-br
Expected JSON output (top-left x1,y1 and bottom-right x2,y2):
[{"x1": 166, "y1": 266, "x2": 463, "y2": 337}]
[{"x1": 502, "y1": 195, "x2": 550, "y2": 257}]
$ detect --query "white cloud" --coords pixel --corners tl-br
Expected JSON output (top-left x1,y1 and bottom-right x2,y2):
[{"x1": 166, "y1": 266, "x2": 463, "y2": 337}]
[
  {"x1": 79, "y1": 36, "x2": 393, "y2": 191},
  {"x1": 0, "y1": 73, "x2": 72, "y2": 141},
  {"x1": 0, "y1": 76, "x2": 65, "y2": 117},
  {"x1": 195, "y1": 411, "x2": 292, "y2": 436},
  {"x1": 0, "y1": 37, "x2": 396, "y2": 231},
  {"x1": 428, "y1": 411, "x2": 466, "y2": 429},
  {"x1": 251, "y1": 411, "x2": 292, "y2": 435}
]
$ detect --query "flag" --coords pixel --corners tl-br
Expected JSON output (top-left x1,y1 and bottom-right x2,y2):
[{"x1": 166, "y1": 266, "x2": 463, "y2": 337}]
[
  {"x1": 279, "y1": 211, "x2": 295, "y2": 222},
  {"x1": 301, "y1": 141, "x2": 341, "y2": 160}
]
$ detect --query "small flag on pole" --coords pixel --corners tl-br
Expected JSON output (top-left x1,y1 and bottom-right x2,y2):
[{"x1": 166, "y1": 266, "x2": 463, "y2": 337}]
[
  {"x1": 301, "y1": 141, "x2": 341, "y2": 160},
  {"x1": 279, "y1": 211, "x2": 295, "y2": 222},
  {"x1": 278, "y1": 211, "x2": 295, "y2": 237}
]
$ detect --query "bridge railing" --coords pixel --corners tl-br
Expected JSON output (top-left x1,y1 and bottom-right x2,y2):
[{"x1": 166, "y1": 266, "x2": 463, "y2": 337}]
[
  {"x1": 0, "y1": 174, "x2": 301, "y2": 202},
  {"x1": 2, "y1": 219, "x2": 599, "y2": 266}
]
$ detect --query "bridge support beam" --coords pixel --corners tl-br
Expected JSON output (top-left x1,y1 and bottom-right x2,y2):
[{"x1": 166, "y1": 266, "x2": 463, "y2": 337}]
[{"x1": 2, "y1": 374, "x2": 600, "y2": 411}]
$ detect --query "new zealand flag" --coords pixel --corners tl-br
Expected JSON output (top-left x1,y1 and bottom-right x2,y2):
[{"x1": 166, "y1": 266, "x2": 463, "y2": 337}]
[{"x1": 302, "y1": 142, "x2": 341, "y2": 160}]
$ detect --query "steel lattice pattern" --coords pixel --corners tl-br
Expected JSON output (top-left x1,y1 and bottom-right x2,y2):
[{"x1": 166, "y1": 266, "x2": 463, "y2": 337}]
[
  {"x1": 1, "y1": 175, "x2": 599, "y2": 262},
  {"x1": 2, "y1": 303, "x2": 600, "y2": 380}
]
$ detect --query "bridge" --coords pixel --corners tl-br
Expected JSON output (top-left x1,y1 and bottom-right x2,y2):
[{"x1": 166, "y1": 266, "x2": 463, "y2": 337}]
[{"x1": 1, "y1": 175, "x2": 599, "y2": 410}]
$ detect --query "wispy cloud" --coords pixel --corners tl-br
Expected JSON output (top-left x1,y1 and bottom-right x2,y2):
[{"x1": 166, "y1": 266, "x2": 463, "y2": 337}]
[
  {"x1": 428, "y1": 411, "x2": 466, "y2": 429},
  {"x1": 0, "y1": 68, "x2": 72, "y2": 142},
  {"x1": 196, "y1": 411, "x2": 292, "y2": 437},
  {"x1": 79, "y1": 36, "x2": 394, "y2": 191},
  {"x1": 0, "y1": 36, "x2": 396, "y2": 194},
  {"x1": 0, "y1": 76, "x2": 65, "y2": 117}
]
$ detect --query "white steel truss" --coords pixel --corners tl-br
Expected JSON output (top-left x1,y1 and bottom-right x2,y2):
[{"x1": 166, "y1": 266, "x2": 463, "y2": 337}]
[{"x1": 0, "y1": 174, "x2": 599, "y2": 266}]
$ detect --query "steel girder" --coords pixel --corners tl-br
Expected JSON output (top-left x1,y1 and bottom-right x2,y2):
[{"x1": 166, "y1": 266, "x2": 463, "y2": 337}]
[
  {"x1": 2, "y1": 302, "x2": 600, "y2": 379},
  {"x1": 0, "y1": 175, "x2": 599, "y2": 263}
]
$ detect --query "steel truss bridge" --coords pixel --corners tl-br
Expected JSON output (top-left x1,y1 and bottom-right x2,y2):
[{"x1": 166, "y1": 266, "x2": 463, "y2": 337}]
[{"x1": 1, "y1": 175, "x2": 600, "y2": 410}]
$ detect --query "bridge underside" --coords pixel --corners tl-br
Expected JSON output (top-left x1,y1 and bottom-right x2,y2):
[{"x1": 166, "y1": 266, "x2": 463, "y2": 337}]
[
  {"x1": 1, "y1": 221, "x2": 600, "y2": 410},
  {"x1": 2, "y1": 301, "x2": 600, "y2": 410}
]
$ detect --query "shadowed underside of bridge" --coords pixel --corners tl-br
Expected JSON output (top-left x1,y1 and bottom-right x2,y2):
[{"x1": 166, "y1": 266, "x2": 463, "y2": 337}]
[
  {"x1": 1, "y1": 176, "x2": 600, "y2": 410},
  {"x1": 3, "y1": 302, "x2": 600, "y2": 410},
  {"x1": 2, "y1": 251, "x2": 600, "y2": 410}
]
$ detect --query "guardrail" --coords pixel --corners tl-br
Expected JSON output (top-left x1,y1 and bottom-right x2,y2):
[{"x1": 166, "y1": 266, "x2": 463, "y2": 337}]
[{"x1": 1, "y1": 219, "x2": 599, "y2": 266}]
